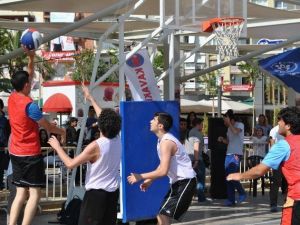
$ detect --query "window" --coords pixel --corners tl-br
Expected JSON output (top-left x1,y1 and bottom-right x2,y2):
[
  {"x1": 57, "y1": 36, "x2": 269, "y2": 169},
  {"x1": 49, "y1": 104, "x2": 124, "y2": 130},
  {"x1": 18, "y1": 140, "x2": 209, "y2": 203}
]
[
  {"x1": 184, "y1": 36, "x2": 189, "y2": 43},
  {"x1": 242, "y1": 77, "x2": 250, "y2": 85},
  {"x1": 275, "y1": 1, "x2": 287, "y2": 9},
  {"x1": 185, "y1": 62, "x2": 195, "y2": 69},
  {"x1": 230, "y1": 75, "x2": 246, "y2": 85},
  {"x1": 251, "y1": 0, "x2": 268, "y2": 6}
]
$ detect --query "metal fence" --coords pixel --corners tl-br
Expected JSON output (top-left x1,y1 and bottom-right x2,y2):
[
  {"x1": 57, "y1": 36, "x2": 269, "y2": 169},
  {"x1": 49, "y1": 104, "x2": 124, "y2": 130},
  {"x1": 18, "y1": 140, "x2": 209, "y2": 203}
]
[
  {"x1": 0, "y1": 146, "x2": 85, "y2": 207},
  {"x1": 204, "y1": 136, "x2": 270, "y2": 181},
  {"x1": 42, "y1": 146, "x2": 85, "y2": 201},
  {"x1": 0, "y1": 139, "x2": 270, "y2": 207}
]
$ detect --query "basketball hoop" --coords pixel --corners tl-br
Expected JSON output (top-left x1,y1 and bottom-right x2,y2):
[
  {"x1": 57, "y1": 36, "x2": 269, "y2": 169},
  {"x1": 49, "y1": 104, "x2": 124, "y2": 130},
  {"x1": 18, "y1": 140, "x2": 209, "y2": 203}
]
[{"x1": 202, "y1": 17, "x2": 245, "y2": 61}]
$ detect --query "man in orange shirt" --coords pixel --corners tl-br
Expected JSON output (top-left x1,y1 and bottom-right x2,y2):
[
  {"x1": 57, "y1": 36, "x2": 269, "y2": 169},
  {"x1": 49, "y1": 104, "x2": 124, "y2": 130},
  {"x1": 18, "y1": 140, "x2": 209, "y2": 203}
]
[
  {"x1": 8, "y1": 49, "x2": 65, "y2": 225},
  {"x1": 228, "y1": 107, "x2": 300, "y2": 225}
]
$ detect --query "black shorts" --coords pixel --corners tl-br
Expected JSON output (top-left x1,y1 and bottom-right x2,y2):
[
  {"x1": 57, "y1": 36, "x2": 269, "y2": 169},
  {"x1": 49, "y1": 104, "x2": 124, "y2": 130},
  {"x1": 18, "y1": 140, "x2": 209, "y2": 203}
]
[
  {"x1": 78, "y1": 188, "x2": 119, "y2": 225},
  {"x1": 159, "y1": 177, "x2": 196, "y2": 221},
  {"x1": 10, "y1": 154, "x2": 45, "y2": 188}
]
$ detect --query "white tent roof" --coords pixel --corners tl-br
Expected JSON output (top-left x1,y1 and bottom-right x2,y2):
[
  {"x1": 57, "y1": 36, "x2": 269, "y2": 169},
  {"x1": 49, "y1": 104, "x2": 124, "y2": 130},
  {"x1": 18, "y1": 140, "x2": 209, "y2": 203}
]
[
  {"x1": 0, "y1": 0, "x2": 299, "y2": 20},
  {"x1": 0, "y1": 18, "x2": 283, "y2": 54},
  {"x1": 1, "y1": 0, "x2": 300, "y2": 75},
  {"x1": 180, "y1": 98, "x2": 252, "y2": 114},
  {"x1": 0, "y1": 1, "x2": 299, "y2": 41},
  {"x1": 0, "y1": 0, "x2": 128, "y2": 14},
  {"x1": 198, "y1": 97, "x2": 252, "y2": 114},
  {"x1": 180, "y1": 98, "x2": 212, "y2": 113},
  {"x1": 2, "y1": 18, "x2": 300, "y2": 41},
  {"x1": 0, "y1": 19, "x2": 159, "y2": 39}
]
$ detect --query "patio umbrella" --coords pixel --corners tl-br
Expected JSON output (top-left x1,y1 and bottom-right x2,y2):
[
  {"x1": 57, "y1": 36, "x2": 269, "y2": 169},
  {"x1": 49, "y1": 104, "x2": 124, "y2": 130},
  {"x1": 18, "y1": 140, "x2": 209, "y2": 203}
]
[
  {"x1": 180, "y1": 98, "x2": 213, "y2": 113},
  {"x1": 198, "y1": 97, "x2": 252, "y2": 114}
]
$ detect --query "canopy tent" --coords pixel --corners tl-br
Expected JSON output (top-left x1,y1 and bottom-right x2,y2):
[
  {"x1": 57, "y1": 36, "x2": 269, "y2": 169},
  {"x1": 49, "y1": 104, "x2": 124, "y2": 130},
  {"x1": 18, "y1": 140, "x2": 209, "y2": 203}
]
[
  {"x1": 0, "y1": 0, "x2": 299, "y2": 19},
  {"x1": 180, "y1": 98, "x2": 212, "y2": 113},
  {"x1": 1, "y1": 0, "x2": 300, "y2": 67},
  {"x1": 180, "y1": 97, "x2": 252, "y2": 114},
  {"x1": 259, "y1": 47, "x2": 300, "y2": 93},
  {"x1": 0, "y1": 19, "x2": 280, "y2": 55},
  {"x1": 0, "y1": 18, "x2": 159, "y2": 39},
  {"x1": 198, "y1": 97, "x2": 252, "y2": 114},
  {"x1": 0, "y1": 0, "x2": 300, "y2": 58},
  {"x1": 0, "y1": 1, "x2": 300, "y2": 40}
]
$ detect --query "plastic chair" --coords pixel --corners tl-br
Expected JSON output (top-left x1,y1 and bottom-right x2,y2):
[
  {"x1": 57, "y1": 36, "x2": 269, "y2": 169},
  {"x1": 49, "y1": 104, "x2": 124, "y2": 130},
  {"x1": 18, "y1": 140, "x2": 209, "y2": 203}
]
[{"x1": 247, "y1": 155, "x2": 265, "y2": 197}]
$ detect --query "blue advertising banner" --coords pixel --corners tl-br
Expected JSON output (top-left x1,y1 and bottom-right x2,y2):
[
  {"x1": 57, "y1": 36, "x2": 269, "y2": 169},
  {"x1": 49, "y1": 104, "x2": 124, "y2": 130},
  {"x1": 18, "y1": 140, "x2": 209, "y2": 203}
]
[
  {"x1": 259, "y1": 48, "x2": 300, "y2": 93},
  {"x1": 120, "y1": 101, "x2": 179, "y2": 222}
]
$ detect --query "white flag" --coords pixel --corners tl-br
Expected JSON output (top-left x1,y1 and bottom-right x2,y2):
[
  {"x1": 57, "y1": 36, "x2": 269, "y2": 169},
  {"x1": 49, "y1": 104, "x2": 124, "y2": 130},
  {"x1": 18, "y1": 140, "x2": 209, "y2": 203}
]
[{"x1": 124, "y1": 49, "x2": 161, "y2": 101}]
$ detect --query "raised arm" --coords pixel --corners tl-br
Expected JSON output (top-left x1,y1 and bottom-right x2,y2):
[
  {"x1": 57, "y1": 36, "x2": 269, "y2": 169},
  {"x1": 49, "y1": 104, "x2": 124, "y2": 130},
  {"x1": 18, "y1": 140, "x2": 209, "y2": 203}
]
[
  {"x1": 82, "y1": 85, "x2": 102, "y2": 117},
  {"x1": 48, "y1": 135, "x2": 99, "y2": 169},
  {"x1": 224, "y1": 116, "x2": 242, "y2": 135},
  {"x1": 228, "y1": 124, "x2": 242, "y2": 134},
  {"x1": 23, "y1": 47, "x2": 35, "y2": 82}
]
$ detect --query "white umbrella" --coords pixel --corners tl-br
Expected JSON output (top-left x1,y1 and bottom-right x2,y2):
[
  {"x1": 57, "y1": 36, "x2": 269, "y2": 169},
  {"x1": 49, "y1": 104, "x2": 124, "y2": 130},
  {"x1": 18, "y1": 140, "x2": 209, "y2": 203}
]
[
  {"x1": 180, "y1": 97, "x2": 252, "y2": 114},
  {"x1": 180, "y1": 99, "x2": 212, "y2": 113},
  {"x1": 198, "y1": 97, "x2": 252, "y2": 114}
]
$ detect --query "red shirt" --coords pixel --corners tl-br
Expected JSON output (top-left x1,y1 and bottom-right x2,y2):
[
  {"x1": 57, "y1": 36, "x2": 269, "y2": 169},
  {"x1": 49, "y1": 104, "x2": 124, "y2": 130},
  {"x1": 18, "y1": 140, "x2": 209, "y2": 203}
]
[
  {"x1": 8, "y1": 92, "x2": 40, "y2": 156},
  {"x1": 281, "y1": 135, "x2": 300, "y2": 200}
]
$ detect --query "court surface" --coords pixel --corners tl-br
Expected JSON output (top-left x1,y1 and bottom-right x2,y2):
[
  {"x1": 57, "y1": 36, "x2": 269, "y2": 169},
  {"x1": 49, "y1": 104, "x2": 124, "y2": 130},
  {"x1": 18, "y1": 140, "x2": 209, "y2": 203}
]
[
  {"x1": 0, "y1": 191, "x2": 283, "y2": 225},
  {"x1": 174, "y1": 193, "x2": 282, "y2": 225}
]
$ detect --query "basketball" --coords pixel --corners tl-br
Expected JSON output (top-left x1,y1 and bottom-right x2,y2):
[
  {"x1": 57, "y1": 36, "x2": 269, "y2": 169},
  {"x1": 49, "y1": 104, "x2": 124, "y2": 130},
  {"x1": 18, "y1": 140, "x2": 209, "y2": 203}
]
[{"x1": 20, "y1": 28, "x2": 42, "y2": 50}]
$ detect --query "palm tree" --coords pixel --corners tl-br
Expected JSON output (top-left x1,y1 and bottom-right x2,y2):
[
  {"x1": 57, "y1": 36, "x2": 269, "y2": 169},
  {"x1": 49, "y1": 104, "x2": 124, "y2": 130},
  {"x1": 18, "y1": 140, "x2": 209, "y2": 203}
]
[
  {"x1": 72, "y1": 48, "x2": 119, "y2": 82},
  {"x1": 0, "y1": 29, "x2": 25, "y2": 76},
  {"x1": 238, "y1": 60, "x2": 261, "y2": 131}
]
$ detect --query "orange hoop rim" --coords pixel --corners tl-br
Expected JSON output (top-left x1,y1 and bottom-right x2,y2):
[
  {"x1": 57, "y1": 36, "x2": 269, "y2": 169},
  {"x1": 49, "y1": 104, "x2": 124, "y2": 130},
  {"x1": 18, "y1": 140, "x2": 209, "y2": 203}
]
[
  {"x1": 202, "y1": 17, "x2": 244, "y2": 33},
  {"x1": 213, "y1": 17, "x2": 244, "y2": 26}
]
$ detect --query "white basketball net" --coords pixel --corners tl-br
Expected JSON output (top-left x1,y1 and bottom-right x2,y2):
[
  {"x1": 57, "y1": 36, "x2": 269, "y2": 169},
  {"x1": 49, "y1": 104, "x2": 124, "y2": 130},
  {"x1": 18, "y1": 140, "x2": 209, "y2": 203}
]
[{"x1": 212, "y1": 18, "x2": 244, "y2": 61}]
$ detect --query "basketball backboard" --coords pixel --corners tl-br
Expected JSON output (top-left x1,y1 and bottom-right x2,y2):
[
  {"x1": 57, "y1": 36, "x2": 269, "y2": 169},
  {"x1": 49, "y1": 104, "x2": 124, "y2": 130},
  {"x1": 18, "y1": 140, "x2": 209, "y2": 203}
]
[
  {"x1": 199, "y1": 0, "x2": 247, "y2": 37},
  {"x1": 162, "y1": 0, "x2": 247, "y2": 37}
]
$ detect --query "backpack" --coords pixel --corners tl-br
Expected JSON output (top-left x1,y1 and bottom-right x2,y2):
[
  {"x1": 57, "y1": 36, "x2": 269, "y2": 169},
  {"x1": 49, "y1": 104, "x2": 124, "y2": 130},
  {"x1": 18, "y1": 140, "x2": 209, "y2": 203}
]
[
  {"x1": 57, "y1": 196, "x2": 82, "y2": 225},
  {"x1": 0, "y1": 115, "x2": 8, "y2": 147},
  {"x1": 202, "y1": 151, "x2": 210, "y2": 168}
]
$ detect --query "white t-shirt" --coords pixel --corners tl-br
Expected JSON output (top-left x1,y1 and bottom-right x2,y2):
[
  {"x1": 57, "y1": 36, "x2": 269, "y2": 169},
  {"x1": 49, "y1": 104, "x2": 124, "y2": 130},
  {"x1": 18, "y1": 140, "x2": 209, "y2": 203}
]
[
  {"x1": 158, "y1": 133, "x2": 195, "y2": 184},
  {"x1": 249, "y1": 136, "x2": 268, "y2": 158},
  {"x1": 269, "y1": 125, "x2": 284, "y2": 144},
  {"x1": 85, "y1": 136, "x2": 121, "y2": 192},
  {"x1": 184, "y1": 138, "x2": 194, "y2": 156},
  {"x1": 227, "y1": 121, "x2": 244, "y2": 155}
]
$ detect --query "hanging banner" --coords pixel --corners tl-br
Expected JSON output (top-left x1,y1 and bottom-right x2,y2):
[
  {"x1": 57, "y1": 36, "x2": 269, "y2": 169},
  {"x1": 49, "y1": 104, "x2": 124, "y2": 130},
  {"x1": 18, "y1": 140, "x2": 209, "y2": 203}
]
[
  {"x1": 223, "y1": 84, "x2": 253, "y2": 92},
  {"x1": 124, "y1": 49, "x2": 161, "y2": 101},
  {"x1": 259, "y1": 48, "x2": 300, "y2": 93},
  {"x1": 49, "y1": 12, "x2": 75, "y2": 22},
  {"x1": 41, "y1": 51, "x2": 79, "y2": 62},
  {"x1": 50, "y1": 12, "x2": 76, "y2": 52}
]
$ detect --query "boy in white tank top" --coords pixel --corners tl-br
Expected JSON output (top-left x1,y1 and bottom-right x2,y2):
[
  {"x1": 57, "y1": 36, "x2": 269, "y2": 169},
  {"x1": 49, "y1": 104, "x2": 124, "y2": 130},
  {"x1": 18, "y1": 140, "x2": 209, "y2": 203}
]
[
  {"x1": 48, "y1": 86, "x2": 121, "y2": 225},
  {"x1": 128, "y1": 112, "x2": 196, "y2": 225}
]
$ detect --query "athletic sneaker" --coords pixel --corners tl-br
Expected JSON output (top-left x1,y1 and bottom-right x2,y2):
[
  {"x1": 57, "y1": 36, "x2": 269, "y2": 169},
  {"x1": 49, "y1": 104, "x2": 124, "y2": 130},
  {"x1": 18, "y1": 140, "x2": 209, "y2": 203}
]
[
  {"x1": 224, "y1": 200, "x2": 235, "y2": 207},
  {"x1": 270, "y1": 205, "x2": 278, "y2": 212},
  {"x1": 237, "y1": 194, "x2": 247, "y2": 204}
]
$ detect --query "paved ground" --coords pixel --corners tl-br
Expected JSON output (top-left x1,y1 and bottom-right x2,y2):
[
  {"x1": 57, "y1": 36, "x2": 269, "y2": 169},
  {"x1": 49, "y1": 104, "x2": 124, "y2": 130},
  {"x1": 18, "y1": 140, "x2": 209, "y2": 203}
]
[
  {"x1": 0, "y1": 192, "x2": 284, "y2": 225},
  {"x1": 174, "y1": 194, "x2": 283, "y2": 225}
]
